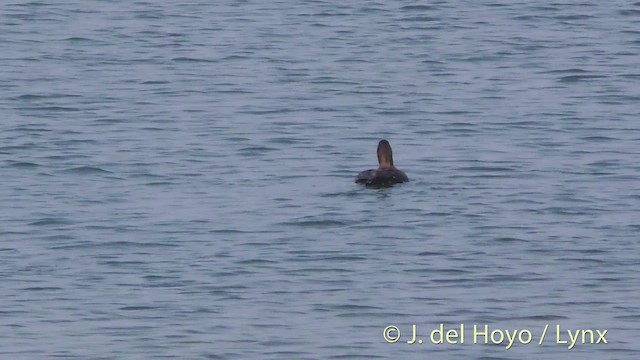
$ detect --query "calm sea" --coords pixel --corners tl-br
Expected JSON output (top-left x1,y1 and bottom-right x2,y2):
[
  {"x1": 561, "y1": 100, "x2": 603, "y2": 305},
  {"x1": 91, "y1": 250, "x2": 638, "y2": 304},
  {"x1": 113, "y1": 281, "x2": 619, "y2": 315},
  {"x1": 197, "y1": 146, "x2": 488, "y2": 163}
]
[{"x1": 1, "y1": 1, "x2": 639, "y2": 359}]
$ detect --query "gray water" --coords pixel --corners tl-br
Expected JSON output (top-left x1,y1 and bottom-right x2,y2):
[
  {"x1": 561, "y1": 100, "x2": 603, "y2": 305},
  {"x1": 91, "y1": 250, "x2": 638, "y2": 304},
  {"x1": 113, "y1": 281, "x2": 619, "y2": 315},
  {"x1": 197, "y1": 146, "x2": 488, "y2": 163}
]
[{"x1": 2, "y1": 1, "x2": 639, "y2": 359}]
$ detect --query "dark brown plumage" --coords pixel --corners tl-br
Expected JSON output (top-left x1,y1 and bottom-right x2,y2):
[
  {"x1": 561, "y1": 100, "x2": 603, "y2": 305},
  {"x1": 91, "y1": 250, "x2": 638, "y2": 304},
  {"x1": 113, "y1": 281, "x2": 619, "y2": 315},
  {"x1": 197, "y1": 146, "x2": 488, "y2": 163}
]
[{"x1": 355, "y1": 140, "x2": 409, "y2": 187}]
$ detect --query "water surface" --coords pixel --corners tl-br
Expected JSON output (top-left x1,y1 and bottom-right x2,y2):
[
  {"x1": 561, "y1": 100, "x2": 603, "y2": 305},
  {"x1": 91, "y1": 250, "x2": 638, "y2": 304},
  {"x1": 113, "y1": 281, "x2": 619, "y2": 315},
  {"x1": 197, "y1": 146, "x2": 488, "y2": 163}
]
[{"x1": 1, "y1": 1, "x2": 639, "y2": 359}]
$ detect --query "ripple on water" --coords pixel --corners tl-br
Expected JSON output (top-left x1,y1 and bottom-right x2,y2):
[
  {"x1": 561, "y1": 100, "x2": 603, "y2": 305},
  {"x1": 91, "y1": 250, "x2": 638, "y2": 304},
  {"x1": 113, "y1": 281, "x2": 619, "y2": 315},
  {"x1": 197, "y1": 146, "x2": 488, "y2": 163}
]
[{"x1": 59, "y1": 166, "x2": 112, "y2": 174}]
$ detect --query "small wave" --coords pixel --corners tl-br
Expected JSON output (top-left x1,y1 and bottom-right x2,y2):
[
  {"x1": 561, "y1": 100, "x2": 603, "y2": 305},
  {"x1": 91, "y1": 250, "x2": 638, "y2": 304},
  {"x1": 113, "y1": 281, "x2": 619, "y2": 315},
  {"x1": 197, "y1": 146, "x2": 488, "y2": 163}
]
[
  {"x1": 580, "y1": 136, "x2": 616, "y2": 142},
  {"x1": 494, "y1": 237, "x2": 528, "y2": 243},
  {"x1": 555, "y1": 14, "x2": 595, "y2": 20},
  {"x1": 237, "y1": 259, "x2": 278, "y2": 265},
  {"x1": 459, "y1": 166, "x2": 516, "y2": 172},
  {"x1": 512, "y1": 315, "x2": 569, "y2": 321},
  {"x1": 22, "y1": 106, "x2": 80, "y2": 112},
  {"x1": 416, "y1": 251, "x2": 445, "y2": 256},
  {"x1": 171, "y1": 57, "x2": 216, "y2": 63},
  {"x1": 13, "y1": 93, "x2": 81, "y2": 100},
  {"x1": 64, "y1": 37, "x2": 99, "y2": 43},
  {"x1": 50, "y1": 241, "x2": 179, "y2": 250},
  {"x1": 400, "y1": 16, "x2": 439, "y2": 22},
  {"x1": 61, "y1": 166, "x2": 112, "y2": 174},
  {"x1": 7, "y1": 161, "x2": 40, "y2": 168},
  {"x1": 619, "y1": 9, "x2": 640, "y2": 15},
  {"x1": 280, "y1": 219, "x2": 347, "y2": 228},
  {"x1": 400, "y1": 5, "x2": 437, "y2": 11},
  {"x1": 29, "y1": 218, "x2": 72, "y2": 226},
  {"x1": 558, "y1": 74, "x2": 606, "y2": 82}
]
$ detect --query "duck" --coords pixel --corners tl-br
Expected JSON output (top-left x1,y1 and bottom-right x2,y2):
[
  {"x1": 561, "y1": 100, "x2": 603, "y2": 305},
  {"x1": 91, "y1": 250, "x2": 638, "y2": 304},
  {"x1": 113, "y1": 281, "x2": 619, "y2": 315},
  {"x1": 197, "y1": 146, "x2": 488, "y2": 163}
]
[{"x1": 355, "y1": 139, "x2": 409, "y2": 187}]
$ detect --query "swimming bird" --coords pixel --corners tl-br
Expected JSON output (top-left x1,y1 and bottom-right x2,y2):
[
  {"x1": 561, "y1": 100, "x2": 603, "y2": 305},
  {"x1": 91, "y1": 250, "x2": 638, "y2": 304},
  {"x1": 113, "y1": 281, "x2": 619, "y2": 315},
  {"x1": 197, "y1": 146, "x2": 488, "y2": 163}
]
[{"x1": 355, "y1": 139, "x2": 409, "y2": 187}]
